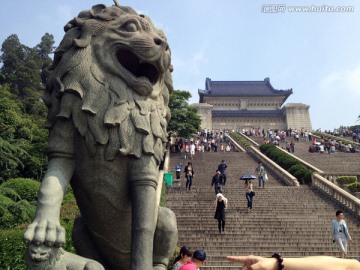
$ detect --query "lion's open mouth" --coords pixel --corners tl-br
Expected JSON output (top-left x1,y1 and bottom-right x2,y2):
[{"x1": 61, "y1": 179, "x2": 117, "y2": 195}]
[{"x1": 116, "y1": 49, "x2": 159, "y2": 84}]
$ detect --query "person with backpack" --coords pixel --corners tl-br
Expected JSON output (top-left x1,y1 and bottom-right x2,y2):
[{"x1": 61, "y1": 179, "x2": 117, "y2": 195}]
[
  {"x1": 217, "y1": 160, "x2": 228, "y2": 186},
  {"x1": 211, "y1": 170, "x2": 224, "y2": 195}
]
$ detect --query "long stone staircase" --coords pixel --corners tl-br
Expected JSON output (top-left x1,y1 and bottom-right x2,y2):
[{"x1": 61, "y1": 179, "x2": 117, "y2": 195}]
[{"x1": 166, "y1": 148, "x2": 360, "y2": 269}]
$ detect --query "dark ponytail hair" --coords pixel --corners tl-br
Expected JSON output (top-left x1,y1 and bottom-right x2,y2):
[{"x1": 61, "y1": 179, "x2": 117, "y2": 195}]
[{"x1": 174, "y1": 246, "x2": 192, "y2": 264}]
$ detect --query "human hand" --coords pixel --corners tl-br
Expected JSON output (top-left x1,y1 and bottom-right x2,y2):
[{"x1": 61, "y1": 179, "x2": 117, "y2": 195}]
[
  {"x1": 227, "y1": 255, "x2": 277, "y2": 270},
  {"x1": 23, "y1": 219, "x2": 66, "y2": 247}
]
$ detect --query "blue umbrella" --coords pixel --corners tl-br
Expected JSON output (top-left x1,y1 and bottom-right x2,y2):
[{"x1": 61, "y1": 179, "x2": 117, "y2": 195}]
[{"x1": 239, "y1": 174, "x2": 257, "y2": 180}]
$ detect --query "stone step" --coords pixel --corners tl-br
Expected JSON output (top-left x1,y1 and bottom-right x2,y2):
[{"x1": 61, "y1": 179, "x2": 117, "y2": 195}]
[{"x1": 166, "y1": 148, "x2": 360, "y2": 269}]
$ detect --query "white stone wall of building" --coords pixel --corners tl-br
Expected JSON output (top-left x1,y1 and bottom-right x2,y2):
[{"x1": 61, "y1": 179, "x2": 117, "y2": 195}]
[
  {"x1": 283, "y1": 103, "x2": 312, "y2": 131},
  {"x1": 190, "y1": 103, "x2": 213, "y2": 130},
  {"x1": 191, "y1": 100, "x2": 311, "y2": 132}
]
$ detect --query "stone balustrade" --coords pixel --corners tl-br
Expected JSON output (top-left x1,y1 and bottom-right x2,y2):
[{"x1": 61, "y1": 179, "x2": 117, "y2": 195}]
[
  {"x1": 312, "y1": 173, "x2": 360, "y2": 216},
  {"x1": 319, "y1": 172, "x2": 360, "y2": 184}
]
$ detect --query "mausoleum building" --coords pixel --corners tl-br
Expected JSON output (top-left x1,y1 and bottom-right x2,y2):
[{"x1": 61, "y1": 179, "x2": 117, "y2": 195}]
[{"x1": 191, "y1": 77, "x2": 312, "y2": 131}]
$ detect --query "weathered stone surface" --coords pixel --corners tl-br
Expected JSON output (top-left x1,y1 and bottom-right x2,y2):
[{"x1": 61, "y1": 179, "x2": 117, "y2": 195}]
[{"x1": 23, "y1": 2, "x2": 177, "y2": 269}]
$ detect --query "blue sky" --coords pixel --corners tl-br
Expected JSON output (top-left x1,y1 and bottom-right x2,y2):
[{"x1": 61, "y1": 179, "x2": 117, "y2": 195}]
[{"x1": 1, "y1": 0, "x2": 359, "y2": 131}]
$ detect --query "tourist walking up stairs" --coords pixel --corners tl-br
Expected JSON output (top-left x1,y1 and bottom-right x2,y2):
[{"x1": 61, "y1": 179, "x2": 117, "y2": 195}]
[{"x1": 166, "y1": 149, "x2": 360, "y2": 269}]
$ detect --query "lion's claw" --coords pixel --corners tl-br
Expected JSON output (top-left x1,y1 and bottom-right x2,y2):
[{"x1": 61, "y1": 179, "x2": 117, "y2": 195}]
[{"x1": 23, "y1": 220, "x2": 66, "y2": 248}]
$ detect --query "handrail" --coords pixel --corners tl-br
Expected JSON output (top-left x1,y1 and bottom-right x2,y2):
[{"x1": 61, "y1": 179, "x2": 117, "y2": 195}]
[{"x1": 312, "y1": 173, "x2": 360, "y2": 216}]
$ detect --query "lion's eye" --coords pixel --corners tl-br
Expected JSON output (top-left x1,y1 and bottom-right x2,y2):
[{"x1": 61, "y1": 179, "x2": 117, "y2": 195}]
[{"x1": 125, "y1": 22, "x2": 138, "y2": 32}]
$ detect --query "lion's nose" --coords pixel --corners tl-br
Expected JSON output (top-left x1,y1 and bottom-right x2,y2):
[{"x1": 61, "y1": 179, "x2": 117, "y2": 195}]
[
  {"x1": 154, "y1": 37, "x2": 169, "y2": 50},
  {"x1": 154, "y1": 37, "x2": 162, "y2": 46}
]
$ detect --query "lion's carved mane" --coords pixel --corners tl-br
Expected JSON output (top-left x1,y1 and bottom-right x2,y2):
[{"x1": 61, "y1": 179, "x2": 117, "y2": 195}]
[{"x1": 44, "y1": 4, "x2": 173, "y2": 162}]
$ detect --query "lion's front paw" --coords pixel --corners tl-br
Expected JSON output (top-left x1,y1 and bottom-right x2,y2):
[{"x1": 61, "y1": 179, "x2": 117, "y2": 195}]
[{"x1": 23, "y1": 219, "x2": 66, "y2": 247}]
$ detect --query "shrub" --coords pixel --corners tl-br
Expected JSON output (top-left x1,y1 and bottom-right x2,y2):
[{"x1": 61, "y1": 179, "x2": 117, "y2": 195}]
[
  {"x1": 260, "y1": 144, "x2": 313, "y2": 185},
  {"x1": 259, "y1": 144, "x2": 274, "y2": 153},
  {"x1": 348, "y1": 182, "x2": 360, "y2": 192},
  {"x1": 1, "y1": 178, "x2": 40, "y2": 202},
  {"x1": 0, "y1": 186, "x2": 21, "y2": 202},
  {"x1": 0, "y1": 205, "x2": 16, "y2": 229},
  {"x1": 0, "y1": 193, "x2": 14, "y2": 204},
  {"x1": 288, "y1": 165, "x2": 306, "y2": 175},
  {"x1": 230, "y1": 132, "x2": 252, "y2": 150},
  {"x1": 280, "y1": 157, "x2": 300, "y2": 170},
  {"x1": 0, "y1": 200, "x2": 36, "y2": 229},
  {"x1": 336, "y1": 176, "x2": 357, "y2": 186}
]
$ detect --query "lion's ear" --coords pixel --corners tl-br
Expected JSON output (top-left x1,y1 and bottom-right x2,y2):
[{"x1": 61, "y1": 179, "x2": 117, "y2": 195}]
[{"x1": 90, "y1": 4, "x2": 107, "y2": 16}]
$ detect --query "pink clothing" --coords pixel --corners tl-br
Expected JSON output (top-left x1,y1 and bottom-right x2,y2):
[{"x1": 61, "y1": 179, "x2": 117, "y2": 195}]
[{"x1": 179, "y1": 260, "x2": 197, "y2": 270}]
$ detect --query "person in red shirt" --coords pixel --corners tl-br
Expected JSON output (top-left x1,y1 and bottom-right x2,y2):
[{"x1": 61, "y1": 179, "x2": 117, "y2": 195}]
[{"x1": 180, "y1": 249, "x2": 206, "y2": 270}]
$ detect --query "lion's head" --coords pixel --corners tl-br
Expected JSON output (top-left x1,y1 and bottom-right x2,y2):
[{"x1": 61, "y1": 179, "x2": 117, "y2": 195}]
[
  {"x1": 44, "y1": 3, "x2": 173, "y2": 162},
  {"x1": 25, "y1": 244, "x2": 63, "y2": 270}
]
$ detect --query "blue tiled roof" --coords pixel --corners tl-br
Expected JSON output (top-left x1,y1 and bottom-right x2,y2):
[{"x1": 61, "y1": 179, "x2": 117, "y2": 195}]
[
  {"x1": 212, "y1": 110, "x2": 284, "y2": 117},
  {"x1": 198, "y1": 77, "x2": 292, "y2": 102}
]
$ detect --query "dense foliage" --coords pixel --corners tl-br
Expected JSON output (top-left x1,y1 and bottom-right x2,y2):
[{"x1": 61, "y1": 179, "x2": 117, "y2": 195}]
[
  {"x1": 229, "y1": 132, "x2": 252, "y2": 150},
  {"x1": 336, "y1": 176, "x2": 357, "y2": 186},
  {"x1": 348, "y1": 182, "x2": 360, "y2": 192},
  {"x1": 168, "y1": 90, "x2": 201, "y2": 138},
  {"x1": 0, "y1": 34, "x2": 54, "y2": 182},
  {"x1": 1, "y1": 178, "x2": 40, "y2": 202},
  {"x1": 259, "y1": 144, "x2": 313, "y2": 185},
  {"x1": 0, "y1": 178, "x2": 39, "y2": 229}
]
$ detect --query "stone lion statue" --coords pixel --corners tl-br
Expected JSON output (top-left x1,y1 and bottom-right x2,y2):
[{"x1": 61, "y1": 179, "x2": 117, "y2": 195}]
[
  {"x1": 23, "y1": 2, "x2": 177, "y2": 270},
  {"x1": 25, "y1": 243, "x2": 104, "y2": 270}
]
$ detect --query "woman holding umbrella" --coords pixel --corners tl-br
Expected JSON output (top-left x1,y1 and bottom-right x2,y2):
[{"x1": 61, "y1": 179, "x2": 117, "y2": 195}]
[
  {"x1": 245, "y1": 179, "x2": 254, "y2": 212},
  {"x1": 240, "y1": 174, "x2": 256, "y2": 212}
]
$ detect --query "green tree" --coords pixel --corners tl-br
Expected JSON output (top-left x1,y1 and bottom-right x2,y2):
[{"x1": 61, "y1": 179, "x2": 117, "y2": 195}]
[
  {"x1": 0, "y1": 85, "x2": 47, "y2": 181},
  {"x1": 35, "y1": 33, "x2": 55, "y2": 85},
  {"x1": 0, "y1": 34, "x2": 44, "y2": 115},
  {"x1": 0, "y1": 137, "x2": 28, "y2": 183},
  {"x1": 168, "y1": 90, "x2": 201, "y2": 138},
  {"x1": 0, "y1": 33, "x2": 52, "y2": 181}
]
